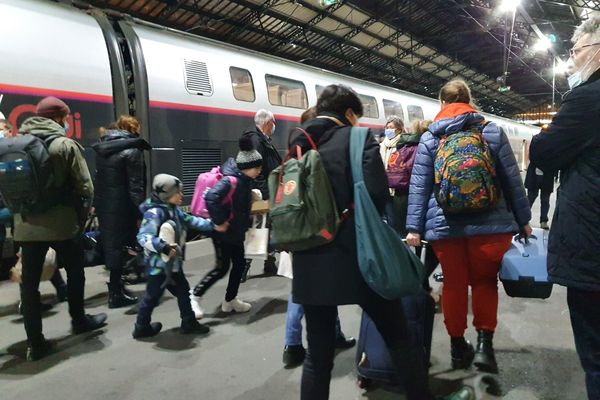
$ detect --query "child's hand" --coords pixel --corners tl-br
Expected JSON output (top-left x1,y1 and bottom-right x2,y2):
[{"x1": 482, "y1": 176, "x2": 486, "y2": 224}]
[
  {"x1": 215, "y1": 222, "x2": 230, "y2": 233},
  {"x1": 161, "y1": 244, "x2": 177, "y2": 259}
]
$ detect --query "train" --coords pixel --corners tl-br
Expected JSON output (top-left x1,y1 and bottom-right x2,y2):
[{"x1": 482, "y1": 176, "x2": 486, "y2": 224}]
[{"x1": 0, "y1": 0, "x2": 539, "y2": 202}]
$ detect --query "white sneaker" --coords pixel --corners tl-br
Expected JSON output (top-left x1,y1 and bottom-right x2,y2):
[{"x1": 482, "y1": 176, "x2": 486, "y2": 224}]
[
  {"x1": 221, "y1": 297, "x2": 251, "y2": 313},
  {"x1": 189, "y1": 290, "x2": 204, "y2": 320}
]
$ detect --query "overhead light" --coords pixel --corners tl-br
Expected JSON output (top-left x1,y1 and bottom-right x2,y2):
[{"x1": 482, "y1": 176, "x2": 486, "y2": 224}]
[
  {"x1": 554, "y1": 59, "x2": 569, "y2": 74},
  {"x1": 534, "y1": 36, "x2": 552, "y2": 52},
  {"x1": 499, "y1": 0, "x2": 520, "y2": 13}
]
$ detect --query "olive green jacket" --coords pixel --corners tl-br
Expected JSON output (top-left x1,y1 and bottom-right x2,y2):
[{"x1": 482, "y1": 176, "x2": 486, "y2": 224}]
[{"x1": 13, "y1": 117, "x2": 94, "y2": 242}]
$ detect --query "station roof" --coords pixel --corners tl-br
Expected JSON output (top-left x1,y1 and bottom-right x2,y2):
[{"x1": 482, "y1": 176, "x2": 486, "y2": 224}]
[{"x1": 82, "y1": 0, "x2": 596, "y2": 117}]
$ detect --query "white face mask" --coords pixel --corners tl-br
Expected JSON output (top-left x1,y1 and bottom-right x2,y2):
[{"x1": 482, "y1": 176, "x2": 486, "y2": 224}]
[
  {"x1": 384, "y1": 128, "x2": 396, "y2": 139},
  {"x1": 0, "y1": 130, "x2": 5, "y2": 139}
]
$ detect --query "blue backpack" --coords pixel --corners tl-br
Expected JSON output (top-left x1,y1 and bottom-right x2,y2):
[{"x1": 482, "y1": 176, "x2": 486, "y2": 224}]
[{"x1": 350, "y1": 127, "x2": 424, "y2": 300}]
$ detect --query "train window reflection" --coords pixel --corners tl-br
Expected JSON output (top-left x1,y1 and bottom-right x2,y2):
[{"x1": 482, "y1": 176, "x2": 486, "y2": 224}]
[
  {"x1": 407, "y1": 105, "x2": 424, "y2": 122},
  {"x1": 358, "y1": 94, "x2": 379, "y2": 118},
  {"x1": 230, "y1": 67, "x2": 255, "y2": 102},
  {"x1": 266, "y1": 75, "x2": 308, "y2": 109},
  {"x1": 316, "y1": 85, "x2": 326, "y2": 98},
  {"x1": 383, "y1": 99, "x2": 404, "y2": 120}
]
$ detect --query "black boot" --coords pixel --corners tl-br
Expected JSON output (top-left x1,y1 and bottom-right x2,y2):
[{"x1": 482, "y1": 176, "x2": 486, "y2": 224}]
[
  {"x1": 240, "y1": 259, "x2": 252, "y2": 283},
  {"x1": 450, "y1": 336, "x2": 475, "y2": 370},
  {"x1": 263, "y1": 255, "x2": 277, "y2": 276},
  {"x1": 107, "y1": 282, "x2": 138, "y2": 309},
  {"x1": 473, "y1": 330, "x2": 498, "y2": 373},
  {"x1": 71, "y1": 313, "x2": 108, "y2": 334},
  {"x1": 181, "y1": 318, "x2": 210, "y2": 334},
  {"x1": 132, "y1": 322, "x2": 162, "y2": 339}
]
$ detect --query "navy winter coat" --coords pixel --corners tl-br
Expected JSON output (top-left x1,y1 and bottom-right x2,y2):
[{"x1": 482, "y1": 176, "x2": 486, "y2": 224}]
[
  {"x1": 406, "y1": 111, "x2": 531, "y2": 241},
  {"x1": 205, "y1": 158, "x2": 253, "y2": 244},
  {"x1": 530, "y1": 69, "x2": 600, "y2": 291}
]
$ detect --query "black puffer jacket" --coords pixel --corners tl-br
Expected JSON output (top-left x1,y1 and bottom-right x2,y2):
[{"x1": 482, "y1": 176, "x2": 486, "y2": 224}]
[
  {"x1": 289, "y1": 115, "x2": 389, "y2": 306},
  {"x1": 205, "y1": 158, "x2": 253, "y2": 244},
  {"x1": 530, "y1": 69, "x2": 600, "y2": 291},
  {"x1": 92, "y1": 130, "x2": 151, "y2": 249},
  {"x1": 241, "y1": 127, "x2": 282, "y2": 200}
]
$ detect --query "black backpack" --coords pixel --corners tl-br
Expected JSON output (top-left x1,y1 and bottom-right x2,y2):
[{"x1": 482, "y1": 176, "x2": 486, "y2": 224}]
[{"x1": 0, "y1": 134, "x2": 62, "y2": 215}]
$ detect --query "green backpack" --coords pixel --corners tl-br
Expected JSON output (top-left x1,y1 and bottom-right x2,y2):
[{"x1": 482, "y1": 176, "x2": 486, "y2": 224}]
[{"x1": 268, "y1": 128, "x2": 340, "y2": 252}]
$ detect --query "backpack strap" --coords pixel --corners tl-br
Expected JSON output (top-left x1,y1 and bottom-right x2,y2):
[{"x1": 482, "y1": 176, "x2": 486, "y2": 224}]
[{"x1": 223, "y1": 176, "x2": 238, "y2": 222}]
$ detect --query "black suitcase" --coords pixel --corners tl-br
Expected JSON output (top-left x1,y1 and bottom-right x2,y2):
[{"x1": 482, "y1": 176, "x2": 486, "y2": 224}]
[{"x1": 356, "y1": 290, "x2": 435, "y2": 388}]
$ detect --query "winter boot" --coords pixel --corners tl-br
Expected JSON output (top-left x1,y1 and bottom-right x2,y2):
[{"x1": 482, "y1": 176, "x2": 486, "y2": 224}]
[
  {"x1": 71, "y1": 313, "x2": 108, "y2": 334},
  {"x1": 132, "y1": 322, "x2": 163, "y2": 339},
  {"x1": 451, "y1": 336, "x2": 475, "y2": 370},
  {"x1": 473, "y1": 330, "x2": 498, "y2": 373},
  {"x1": 189, "y1": 290, "x2": 204, "y2": 319},
  {"x1": 107, "y1": 282, "x2": 138, "y2": 309}
]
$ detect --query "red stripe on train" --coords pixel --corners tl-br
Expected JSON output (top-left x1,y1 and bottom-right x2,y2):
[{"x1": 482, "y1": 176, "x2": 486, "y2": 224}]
[{"x1": 0, "y1": 83, "x2": 112, "y2": 103}]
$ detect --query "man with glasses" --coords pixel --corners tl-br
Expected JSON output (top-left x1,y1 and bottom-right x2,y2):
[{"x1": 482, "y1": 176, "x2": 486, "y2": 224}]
[
  {"x1": 530, "y1": 16, "x2": 600, "y2": 400},
  {"x1": 240, "y1": 109, "x2": 282, "y2": 276}
]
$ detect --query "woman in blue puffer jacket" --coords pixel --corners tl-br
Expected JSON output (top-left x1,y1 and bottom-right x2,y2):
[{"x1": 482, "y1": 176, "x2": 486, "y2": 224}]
[{"x1": 406, "y1": 79, "x2": 532, "y2": 374}]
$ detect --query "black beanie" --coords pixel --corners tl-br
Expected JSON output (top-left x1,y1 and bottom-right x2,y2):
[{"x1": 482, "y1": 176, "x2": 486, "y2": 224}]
[{"x1": 236, "y1": 136, "x2": 263, "y2": 170}]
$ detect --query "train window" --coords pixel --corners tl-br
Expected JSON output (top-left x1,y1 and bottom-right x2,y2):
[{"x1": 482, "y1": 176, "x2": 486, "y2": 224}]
[
  {"x1": 266, "y1": 75, "x2": 308, "y2": 109},
  {"x1": 358, "y1": 94, "x2": 379, "y2": 118},
  {"x1": 407, "y1": 105, "x2": 424, "y2": 122},
  {"x1": 183, "y1": 59, "x2": 213, "y2": 96},
  {"x1": 383, "y1": 99, "x2": 404, "y2": 120},
  {"x1": 230, "y1": 67, "x2": 255, "y2": 102}
]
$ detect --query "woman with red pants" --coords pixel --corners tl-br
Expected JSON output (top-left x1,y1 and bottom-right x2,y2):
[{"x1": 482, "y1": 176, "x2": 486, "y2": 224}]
[{"x1": 406, "y1": 79, "x2": 532, "y2": 374}]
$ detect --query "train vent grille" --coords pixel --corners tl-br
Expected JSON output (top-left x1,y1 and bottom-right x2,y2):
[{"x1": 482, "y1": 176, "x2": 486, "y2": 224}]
[
  {"x1": 183, "y1": 59, "x2": 213, "y2": 96},
  {"x1": 181, "y1": 148, "x2": 222, "y2": 197}
]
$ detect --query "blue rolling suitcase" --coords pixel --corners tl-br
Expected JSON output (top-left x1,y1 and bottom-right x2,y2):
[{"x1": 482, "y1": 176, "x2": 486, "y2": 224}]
[
  {"x1": 355, "y1": 290, "x2": 435, "y2": 388},
  {"x1": 499, "y1": 228, "x2": 553, "y2": 299}
]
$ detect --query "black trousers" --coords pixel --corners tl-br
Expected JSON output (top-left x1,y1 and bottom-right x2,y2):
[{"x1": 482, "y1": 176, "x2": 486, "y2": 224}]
[
  {"x1": 192, "y1": 239, "x2": 245, "y2": 302},
  {"x1": 136, "y1": 271, "x2": 195, "y2": 326},
  {"x1": 302, "y1": 293, "x2": 432, "y2": 400},
  {"x1": 527, "y1": 188, "x2": 551, "y2": 223},
  {"x1": 568, "y1": 287, "x2": 600, "y2": 400},
  {"x1": 20, "y1": 239, "x2": 86, "y2": 345}
]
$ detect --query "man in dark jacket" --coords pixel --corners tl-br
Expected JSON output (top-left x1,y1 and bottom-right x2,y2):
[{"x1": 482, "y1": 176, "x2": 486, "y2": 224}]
[
  {"x1": 15, "y1": 97, "x2": 107, "y2": 361},
  {"x1": 93, "y1": 116, "x2": 151, "y2": 308},
  {"x1": 530, "y1": 16, "x2": 600, "y2": 400},
  {"x1": 241, "y1": 109, "x2": 282, "y2": 276},
  {"x1": 524, "y1": 157, "x2": 555, "y2": 229}
]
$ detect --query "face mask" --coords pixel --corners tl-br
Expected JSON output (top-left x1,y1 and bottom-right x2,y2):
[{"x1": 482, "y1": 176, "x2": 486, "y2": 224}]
[
  {"x1": 384, "y1": 129, "x2": 396, "y2": 139},
  {"x1": 271, "y1": 124, "x2": 276, "y2": 134},
  {"x1": 0, "y1": 130, "x2": 5, "y2": 139},
  {"x1": 567, "y1": 48, "x2": 600, "y2": 90},
  {"x1": 63, "y1": 122, "x2": 69, "y2": 134},
  {"x1": 567, "y1": 72, "x2": 583, "y2": 90}
]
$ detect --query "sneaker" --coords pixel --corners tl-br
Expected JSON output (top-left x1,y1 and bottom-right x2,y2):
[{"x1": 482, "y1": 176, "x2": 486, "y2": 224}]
[
  {"x1": 540, "y1": 221, "x2": 549, "y2": 230},
  {"x1": 335, "y1": 334, "x2": 357, "y2": 349},
  {"x1": 189, "y1": 290, "x2": 204, "y2": 320},
  {"x1": 26, "y1": 339, "x2": 53, "y2": 361},
  {"x1": 221, "y1": 297, "x2": 251, "y2": 313},
  {"x1": 180, "y1": 319, "x2": 210, "y2": 334},
  {"x1": 437, "y1": 386, "x2": 475, "y2": 400},
  {"x1": 71, "y1": 313, "x2": 108, "y2": 334},
  {"x1": 283, "y1": 344, "x2": 306, "y2": 367},
  {"x1": 132, "y1": 322, "x2": 162, "y2": 339}
]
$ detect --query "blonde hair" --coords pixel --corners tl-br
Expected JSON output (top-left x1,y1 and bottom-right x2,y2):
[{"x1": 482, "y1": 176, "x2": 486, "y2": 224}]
[
  {"x1": 116, "y1": 115, "x2": 141, "y2": 135},
  {"x1": 439, "y1": 79, "x2": 472, "y2": 105},
  {"x1": 412, "y1": 119, "x2": 433, "y2": 135}
]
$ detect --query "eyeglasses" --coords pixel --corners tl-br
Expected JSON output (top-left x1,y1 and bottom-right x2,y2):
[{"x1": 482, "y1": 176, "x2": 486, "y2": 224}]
[{"x1": 569, "y1": 42, "x2": 600, "y2": 57}]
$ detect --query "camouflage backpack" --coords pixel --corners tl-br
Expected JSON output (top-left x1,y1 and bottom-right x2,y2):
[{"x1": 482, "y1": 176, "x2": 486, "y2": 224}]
[{"x1": 434, "y1": 123, "x2": 499, "y2": 213}]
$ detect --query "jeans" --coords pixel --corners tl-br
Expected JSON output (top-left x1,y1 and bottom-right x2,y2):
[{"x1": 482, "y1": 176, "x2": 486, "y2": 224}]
[
  {"x1": 527, "y1": 188, "x2": 551, "y2": 223},
  {"x1": 567, "y1": 287, "x2": 600, "y2": 400},
  {"x1": 137, "y1": 271, "x2": 195, "y2": 326},
  {"x1": 193, "y1": 239, "x2": 245, "y2": 302},
  {"x1": 301, "y1": 292, "x2": 432, "y2": 400},
  {"x1": 284, "y1": 294, "x2": 342, "y2": 346},
  {"x1": 20, "y1": 239, "x2": 86, "y2": 345}
]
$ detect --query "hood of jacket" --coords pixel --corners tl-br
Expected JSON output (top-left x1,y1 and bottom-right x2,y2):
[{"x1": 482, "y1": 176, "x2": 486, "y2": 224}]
[
  {"x1": 428, "y1": 109, "x2": 484, "y2": 138},
  {"x1": 19, "y1": 116, "x2": 66, "y2": 139},
  {"x1": 139, "y1": 194, "x2": 172, "y2": 216},
  {"x1": 396, "y1": 132, "x2": 421, "y2": 147},
  {"x1": 92, "y1": 129, "x2": 151, "y2": 157}
]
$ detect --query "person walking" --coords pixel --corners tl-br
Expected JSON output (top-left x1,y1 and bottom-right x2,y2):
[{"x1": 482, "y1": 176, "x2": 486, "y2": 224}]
[{"x1": 524, "y1": 157, "x2": 555, "y2": 230}]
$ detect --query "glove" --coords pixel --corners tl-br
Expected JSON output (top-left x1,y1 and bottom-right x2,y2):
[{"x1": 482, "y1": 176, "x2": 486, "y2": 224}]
[{"x1": 161, "y1": 244, "x2": 173, "y2": 256}]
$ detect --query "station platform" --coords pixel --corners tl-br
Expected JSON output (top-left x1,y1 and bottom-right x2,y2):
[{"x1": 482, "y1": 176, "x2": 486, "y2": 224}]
[{"x1": 0, "y1": 192, "x2": 586, "y2": 400}]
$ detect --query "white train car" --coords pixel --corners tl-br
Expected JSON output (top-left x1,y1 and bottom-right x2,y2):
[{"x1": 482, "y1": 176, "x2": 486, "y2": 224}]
[{"x1": 0, "y1": 0, "x2": 539, "y2": 198}]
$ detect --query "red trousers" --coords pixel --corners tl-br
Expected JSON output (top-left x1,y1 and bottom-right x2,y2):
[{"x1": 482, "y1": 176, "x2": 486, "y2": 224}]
[{"x1": 432, "y1": 233, "x2": 512, "y2": 337}]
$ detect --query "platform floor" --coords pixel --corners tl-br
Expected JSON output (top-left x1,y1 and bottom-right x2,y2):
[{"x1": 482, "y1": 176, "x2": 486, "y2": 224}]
[{"x1": 1, "y1": 189, "x2": 586, "y2": 400}]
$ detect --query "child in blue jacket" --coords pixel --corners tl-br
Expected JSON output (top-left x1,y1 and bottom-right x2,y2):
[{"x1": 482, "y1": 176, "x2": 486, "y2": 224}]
[{"x1": 133, "y1": 174, "x2": 226, "y2": 338}]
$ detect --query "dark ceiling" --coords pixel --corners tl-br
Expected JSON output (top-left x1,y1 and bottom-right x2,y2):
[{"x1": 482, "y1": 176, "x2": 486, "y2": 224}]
[{"x1": 75, "y1": 0, "x2": 598, "y2": 117}]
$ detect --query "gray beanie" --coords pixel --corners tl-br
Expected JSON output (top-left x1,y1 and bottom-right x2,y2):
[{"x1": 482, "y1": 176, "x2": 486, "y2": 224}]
[
  {"x1": 236, "y1": 136, "x2": 263, "y2": 170},
  {"x1": 153, "y1": 174, "x2": 182, "y2": 202}
]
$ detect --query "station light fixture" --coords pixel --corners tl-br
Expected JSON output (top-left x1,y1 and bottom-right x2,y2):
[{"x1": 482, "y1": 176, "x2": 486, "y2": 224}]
[
  {"x1": 554, "y1": 59, "x2": 569, "y2": 75},
  {"x1": 499, "y1": 0, "x2": 520, "y2": 13},
  {"x1": 534, "y1": 36, "x2": 552, "y2": 52}
]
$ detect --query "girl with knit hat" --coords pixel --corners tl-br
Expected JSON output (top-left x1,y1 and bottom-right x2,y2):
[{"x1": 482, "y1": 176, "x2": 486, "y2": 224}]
[{"x1": 189, "y1": 136, "x2": 263, "y2": 317}]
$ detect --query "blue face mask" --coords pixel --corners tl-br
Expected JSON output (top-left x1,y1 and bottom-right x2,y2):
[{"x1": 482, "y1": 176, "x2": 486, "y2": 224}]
[
  {"x1": 384, "y1": 128, "x2": 396, "y2": 139},
  {"x1": 0, "y1": 130, "x2": 5, "y2": 139},
  {"x1": 567, "y1": 72, "x2": 583, "y2": 90},
  {"x1": 63, "y1": 122, "x2": 69, "y2": 134}
]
